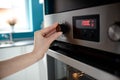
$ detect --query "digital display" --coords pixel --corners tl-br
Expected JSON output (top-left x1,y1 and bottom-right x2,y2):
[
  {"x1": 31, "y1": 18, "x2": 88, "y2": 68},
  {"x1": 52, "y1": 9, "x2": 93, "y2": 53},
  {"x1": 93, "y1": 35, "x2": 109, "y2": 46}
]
[
  {"x1": 73, "y1": 15, "x2": 100, "y2": 42},
  {"x1": 81, "y1": 20, "x2": 91, "y2": 26},
  {"x1": 76, "y1": 19, "x2": 96, "y2": 29}
]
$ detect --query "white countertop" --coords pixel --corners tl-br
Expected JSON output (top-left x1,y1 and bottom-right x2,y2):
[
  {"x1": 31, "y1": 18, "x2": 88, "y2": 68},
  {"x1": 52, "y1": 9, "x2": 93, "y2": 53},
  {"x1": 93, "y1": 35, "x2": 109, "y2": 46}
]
[{"x1": 0, "y1": 40, "x2": 34, "y2": 48}]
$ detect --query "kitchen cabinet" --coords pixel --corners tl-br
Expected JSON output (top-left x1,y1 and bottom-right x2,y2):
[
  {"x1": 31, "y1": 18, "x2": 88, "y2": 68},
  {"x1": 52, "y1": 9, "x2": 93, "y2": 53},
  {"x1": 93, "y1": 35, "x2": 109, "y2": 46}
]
[{"x1": 0, "y1": 45, "x2": 48, "y2": 80}]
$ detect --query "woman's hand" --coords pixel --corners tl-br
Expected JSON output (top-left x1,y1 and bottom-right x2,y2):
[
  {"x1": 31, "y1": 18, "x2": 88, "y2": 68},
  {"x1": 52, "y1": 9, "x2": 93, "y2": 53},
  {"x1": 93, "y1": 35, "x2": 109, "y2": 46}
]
[
  {"x1": 32, "y1": 23, "x2": 62, "y2": 60},
  {"x1": 0, "y1": 23, "x2": 62, "y2": 78}
]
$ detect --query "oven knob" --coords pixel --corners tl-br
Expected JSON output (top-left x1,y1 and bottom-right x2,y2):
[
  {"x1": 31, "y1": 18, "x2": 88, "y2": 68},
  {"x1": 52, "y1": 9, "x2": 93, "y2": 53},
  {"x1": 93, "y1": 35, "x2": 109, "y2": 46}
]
[
  {"x1": 108, "y1": 22, "x2": 120, "y2": 41},
  {"x1": 56, "y1": 23, "x2": 70, "y2": 34}
]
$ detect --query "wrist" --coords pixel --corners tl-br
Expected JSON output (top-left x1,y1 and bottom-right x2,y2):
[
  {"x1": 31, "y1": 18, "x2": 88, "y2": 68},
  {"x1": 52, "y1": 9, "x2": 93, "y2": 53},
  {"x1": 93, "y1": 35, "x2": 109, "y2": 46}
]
[{"x1": 31, "y1": 50, "x2": 43, "y2": 61}]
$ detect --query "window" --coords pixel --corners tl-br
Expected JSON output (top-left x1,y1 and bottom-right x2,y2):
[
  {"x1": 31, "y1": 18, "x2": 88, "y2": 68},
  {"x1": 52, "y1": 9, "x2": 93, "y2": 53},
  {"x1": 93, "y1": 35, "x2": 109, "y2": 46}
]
[
  {"x1": 0, "y1": 0, "x2": 43, "y2": 41},
  {"x1": 0, "y1": 0, "x2": 33, "y2": 33}
]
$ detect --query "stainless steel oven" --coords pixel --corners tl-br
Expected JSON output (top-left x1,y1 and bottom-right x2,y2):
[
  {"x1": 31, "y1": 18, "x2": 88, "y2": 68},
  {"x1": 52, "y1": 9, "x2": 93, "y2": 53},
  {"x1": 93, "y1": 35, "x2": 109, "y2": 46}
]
[{"x1": 43, "y1": 0, "x2": 120, "y2": 80}]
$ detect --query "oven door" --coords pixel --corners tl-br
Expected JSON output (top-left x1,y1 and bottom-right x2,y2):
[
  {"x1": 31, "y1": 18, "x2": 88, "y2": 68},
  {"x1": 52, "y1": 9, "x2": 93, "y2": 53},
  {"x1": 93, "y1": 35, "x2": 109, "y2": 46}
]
[
  {"x1": 47, "y1": 54, "x2": 96, "y2": 80},
  {"x1": 46, "y1": 41, "x2": 120, "y2": 80}
]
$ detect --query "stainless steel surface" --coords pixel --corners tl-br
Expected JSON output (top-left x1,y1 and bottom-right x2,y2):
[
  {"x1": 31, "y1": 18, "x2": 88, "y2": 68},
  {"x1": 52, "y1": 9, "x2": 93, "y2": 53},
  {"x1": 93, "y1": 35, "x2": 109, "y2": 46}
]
[
  {"x1": 44, "y1": 3, "x2": 120, "y2": 54},
  {"x1": 47, "y1": 49, "x2": 120, "y2": 80}
]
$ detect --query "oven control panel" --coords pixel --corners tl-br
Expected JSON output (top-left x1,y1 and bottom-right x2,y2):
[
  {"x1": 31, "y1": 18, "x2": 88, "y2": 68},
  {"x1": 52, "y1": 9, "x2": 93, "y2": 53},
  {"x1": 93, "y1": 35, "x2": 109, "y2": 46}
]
[
  {"x1": 44, "y1": 3, "x2": 120, "y2": 54},
  {"x1": 73, "y1": 15, "x2": 100, "y2": 42}
]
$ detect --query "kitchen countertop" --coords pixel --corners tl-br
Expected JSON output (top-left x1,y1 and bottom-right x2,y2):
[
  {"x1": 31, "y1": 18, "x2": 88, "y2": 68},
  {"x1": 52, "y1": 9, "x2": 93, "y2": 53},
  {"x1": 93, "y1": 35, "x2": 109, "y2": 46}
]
[{"x1": 0, "y1": 40, "x2": 34, "y2": 48}]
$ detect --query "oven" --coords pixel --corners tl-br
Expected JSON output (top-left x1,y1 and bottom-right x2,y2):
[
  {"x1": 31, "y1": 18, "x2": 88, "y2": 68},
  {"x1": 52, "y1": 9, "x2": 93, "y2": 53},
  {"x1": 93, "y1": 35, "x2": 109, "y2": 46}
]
[{"x1": 43, "y1": 0, "x2": 120, "y2": 80}]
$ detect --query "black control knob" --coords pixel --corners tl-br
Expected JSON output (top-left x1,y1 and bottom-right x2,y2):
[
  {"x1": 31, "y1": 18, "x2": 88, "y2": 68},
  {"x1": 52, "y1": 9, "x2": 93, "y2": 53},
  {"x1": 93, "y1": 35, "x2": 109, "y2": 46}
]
[
  {"x1": 108, "y1": 22, "x2": 120, "y2": 41},
  {"x1": 56, "y1": 23, "x2": 70, "y2": 34}
]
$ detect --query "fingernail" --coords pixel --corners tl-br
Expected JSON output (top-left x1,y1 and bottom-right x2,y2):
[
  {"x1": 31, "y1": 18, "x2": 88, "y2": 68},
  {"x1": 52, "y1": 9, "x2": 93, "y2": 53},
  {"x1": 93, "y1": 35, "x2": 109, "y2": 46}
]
[{"x1": 59, "y1": 32, "x2": 63, "y2": 35}]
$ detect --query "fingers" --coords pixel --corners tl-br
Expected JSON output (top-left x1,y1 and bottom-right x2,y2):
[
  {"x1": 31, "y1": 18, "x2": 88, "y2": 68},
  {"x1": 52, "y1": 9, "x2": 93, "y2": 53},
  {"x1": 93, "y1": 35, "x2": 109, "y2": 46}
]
[
  {"x1": 40, "y1": 22, "x2": 59, "y2": 35},
  {"x1": 34, "y1": 22, "x2": 62, "y2": 43},
  {"x1": 44, "y1": 29, "x2": 56, "y2": 37},
  {"x1": 48, "y1": 32, "x2": 62, "y2": 43}
]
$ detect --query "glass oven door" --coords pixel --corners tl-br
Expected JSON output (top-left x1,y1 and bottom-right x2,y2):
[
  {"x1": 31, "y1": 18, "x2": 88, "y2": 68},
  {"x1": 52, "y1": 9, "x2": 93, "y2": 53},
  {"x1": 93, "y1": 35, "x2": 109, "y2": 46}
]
[{"x1": 47, "y1": 55, "x2": 96, "y2": 80}]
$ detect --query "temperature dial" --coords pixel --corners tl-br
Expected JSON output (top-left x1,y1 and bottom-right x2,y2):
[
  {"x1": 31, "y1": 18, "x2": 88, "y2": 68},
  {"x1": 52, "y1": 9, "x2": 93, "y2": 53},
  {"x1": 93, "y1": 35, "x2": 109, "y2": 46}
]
[
  {"x1": 108, "y1": 22, "x2": 120, "y2": 41},
  {"x1": 56, "y1": 23, "x2": 70, "y2": 34}
]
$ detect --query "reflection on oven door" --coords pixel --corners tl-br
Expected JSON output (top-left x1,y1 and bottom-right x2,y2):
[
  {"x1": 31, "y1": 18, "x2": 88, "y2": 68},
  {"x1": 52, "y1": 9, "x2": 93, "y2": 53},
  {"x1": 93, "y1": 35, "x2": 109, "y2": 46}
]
[{"x1": 47, "y1": 55, "x2": 97, "y2": 80}]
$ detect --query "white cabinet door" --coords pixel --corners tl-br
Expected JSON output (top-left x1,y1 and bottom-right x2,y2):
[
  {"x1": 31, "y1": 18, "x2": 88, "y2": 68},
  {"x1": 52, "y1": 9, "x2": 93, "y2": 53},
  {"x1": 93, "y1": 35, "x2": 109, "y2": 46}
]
[
  {"x1": 0, "y1": 45, "x2": 48, "y2": 80},
  {"x1": 0, "y1": 46, "x2": 27, "y2": 80},
  {"x1": 21, "y1": 45, "x2": 41, "y2": 80},
  {"x1": 25, "y1": 45, "x2": 48, "y2": 80},
  {"x1": 0, "y1": 47, "x2": 22, "y2": 61}
]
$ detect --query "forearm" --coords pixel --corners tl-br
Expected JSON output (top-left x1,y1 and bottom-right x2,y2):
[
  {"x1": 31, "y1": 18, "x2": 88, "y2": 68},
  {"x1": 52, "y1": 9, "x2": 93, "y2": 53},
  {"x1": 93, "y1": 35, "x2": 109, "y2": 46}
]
[
  {"x1": 0, "y1": 52, "x2": 39, "y2": 79},
  {"x1": 0, "y1": 23, "x2": 62, "y2": 79}
]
